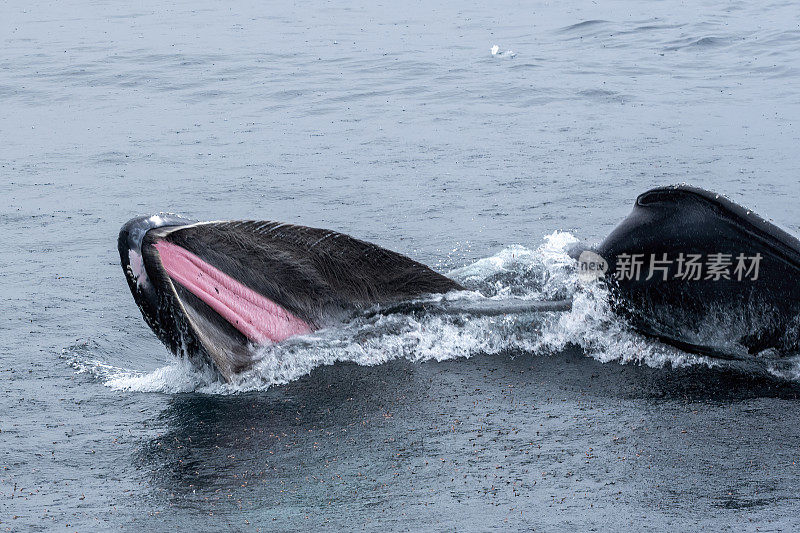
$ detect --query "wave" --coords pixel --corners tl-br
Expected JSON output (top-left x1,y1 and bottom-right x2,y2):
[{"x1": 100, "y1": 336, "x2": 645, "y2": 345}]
[{"x1": 61, "y1": 231, "x2": 796, "y2": 394}]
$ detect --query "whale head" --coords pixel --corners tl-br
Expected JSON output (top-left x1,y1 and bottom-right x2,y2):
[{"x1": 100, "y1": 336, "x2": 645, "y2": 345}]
[
  {"x1": 117, "y1": 214, "x2": 307, "y2": 381},
  {"x1": 118, "y1": 215, "x2": 462, "y2": 381}
]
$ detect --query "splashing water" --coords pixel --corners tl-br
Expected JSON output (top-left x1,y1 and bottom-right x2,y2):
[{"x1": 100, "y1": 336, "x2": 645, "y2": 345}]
[{"x1": 64, "y1": 231, "x2": 771, "y2": 394}]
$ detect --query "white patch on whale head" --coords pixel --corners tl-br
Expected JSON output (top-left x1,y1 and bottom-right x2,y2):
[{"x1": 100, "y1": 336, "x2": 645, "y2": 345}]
[{"x1": 148, "y1": 214, "x2": 167, "y2": 227}]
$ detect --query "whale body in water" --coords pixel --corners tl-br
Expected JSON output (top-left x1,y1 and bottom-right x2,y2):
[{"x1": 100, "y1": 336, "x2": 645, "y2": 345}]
[
  {"x1": 584, "y1": 185, "x2": 800, "y2": 358},
  {"x1": 119, "y1": 185, "x2": 800, "y2": 381}
]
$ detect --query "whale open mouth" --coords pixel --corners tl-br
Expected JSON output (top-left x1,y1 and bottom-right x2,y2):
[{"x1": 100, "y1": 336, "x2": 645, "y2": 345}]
[
  {"x1": 119, "y1": 217, "x2": 318, "y2": 380},
  {"x1": 119, "y1": 215, "x2": 463, "y2": 381},
  {"x1": 152, "y1": 240, "x2": 312, "y2": 344}
]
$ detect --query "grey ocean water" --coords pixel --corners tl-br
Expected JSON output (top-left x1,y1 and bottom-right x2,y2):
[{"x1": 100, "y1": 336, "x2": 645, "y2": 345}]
[{"x1": 3, "y1": 0, "x2": 800, "y2": 530}]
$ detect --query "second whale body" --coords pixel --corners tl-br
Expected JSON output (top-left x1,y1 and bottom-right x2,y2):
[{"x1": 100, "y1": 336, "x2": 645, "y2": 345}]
[{"x1": 582, "y1": 185, "x2": 800, "y2": 359}]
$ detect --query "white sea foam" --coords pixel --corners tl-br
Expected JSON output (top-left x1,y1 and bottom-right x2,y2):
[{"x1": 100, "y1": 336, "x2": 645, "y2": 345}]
[{"x1": 64, "y1": 231, "x2": 748, "y2": 394}]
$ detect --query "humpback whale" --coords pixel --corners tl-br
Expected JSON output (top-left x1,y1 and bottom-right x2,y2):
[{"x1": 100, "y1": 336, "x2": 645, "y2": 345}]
[
  {"x1": 119, "y1": 185, "x2": 800, "y2": 381},
  {"x1": 118, "y1": 215, "x2": 464, "y2": 380}
]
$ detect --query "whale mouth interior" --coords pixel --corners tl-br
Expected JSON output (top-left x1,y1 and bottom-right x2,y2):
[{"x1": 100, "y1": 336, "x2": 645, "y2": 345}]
[
  {"x1": 133, "y1": 224, "x2": 319, "y2": 380},
  {"x1": 153, "y1": 240, "x2": 312, "y2": 344}
]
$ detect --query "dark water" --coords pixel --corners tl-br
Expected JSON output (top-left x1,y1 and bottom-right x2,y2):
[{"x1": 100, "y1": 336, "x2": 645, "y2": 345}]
[{"x1": 3, "y1": 0, "x2": 800, "y2": 530}]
